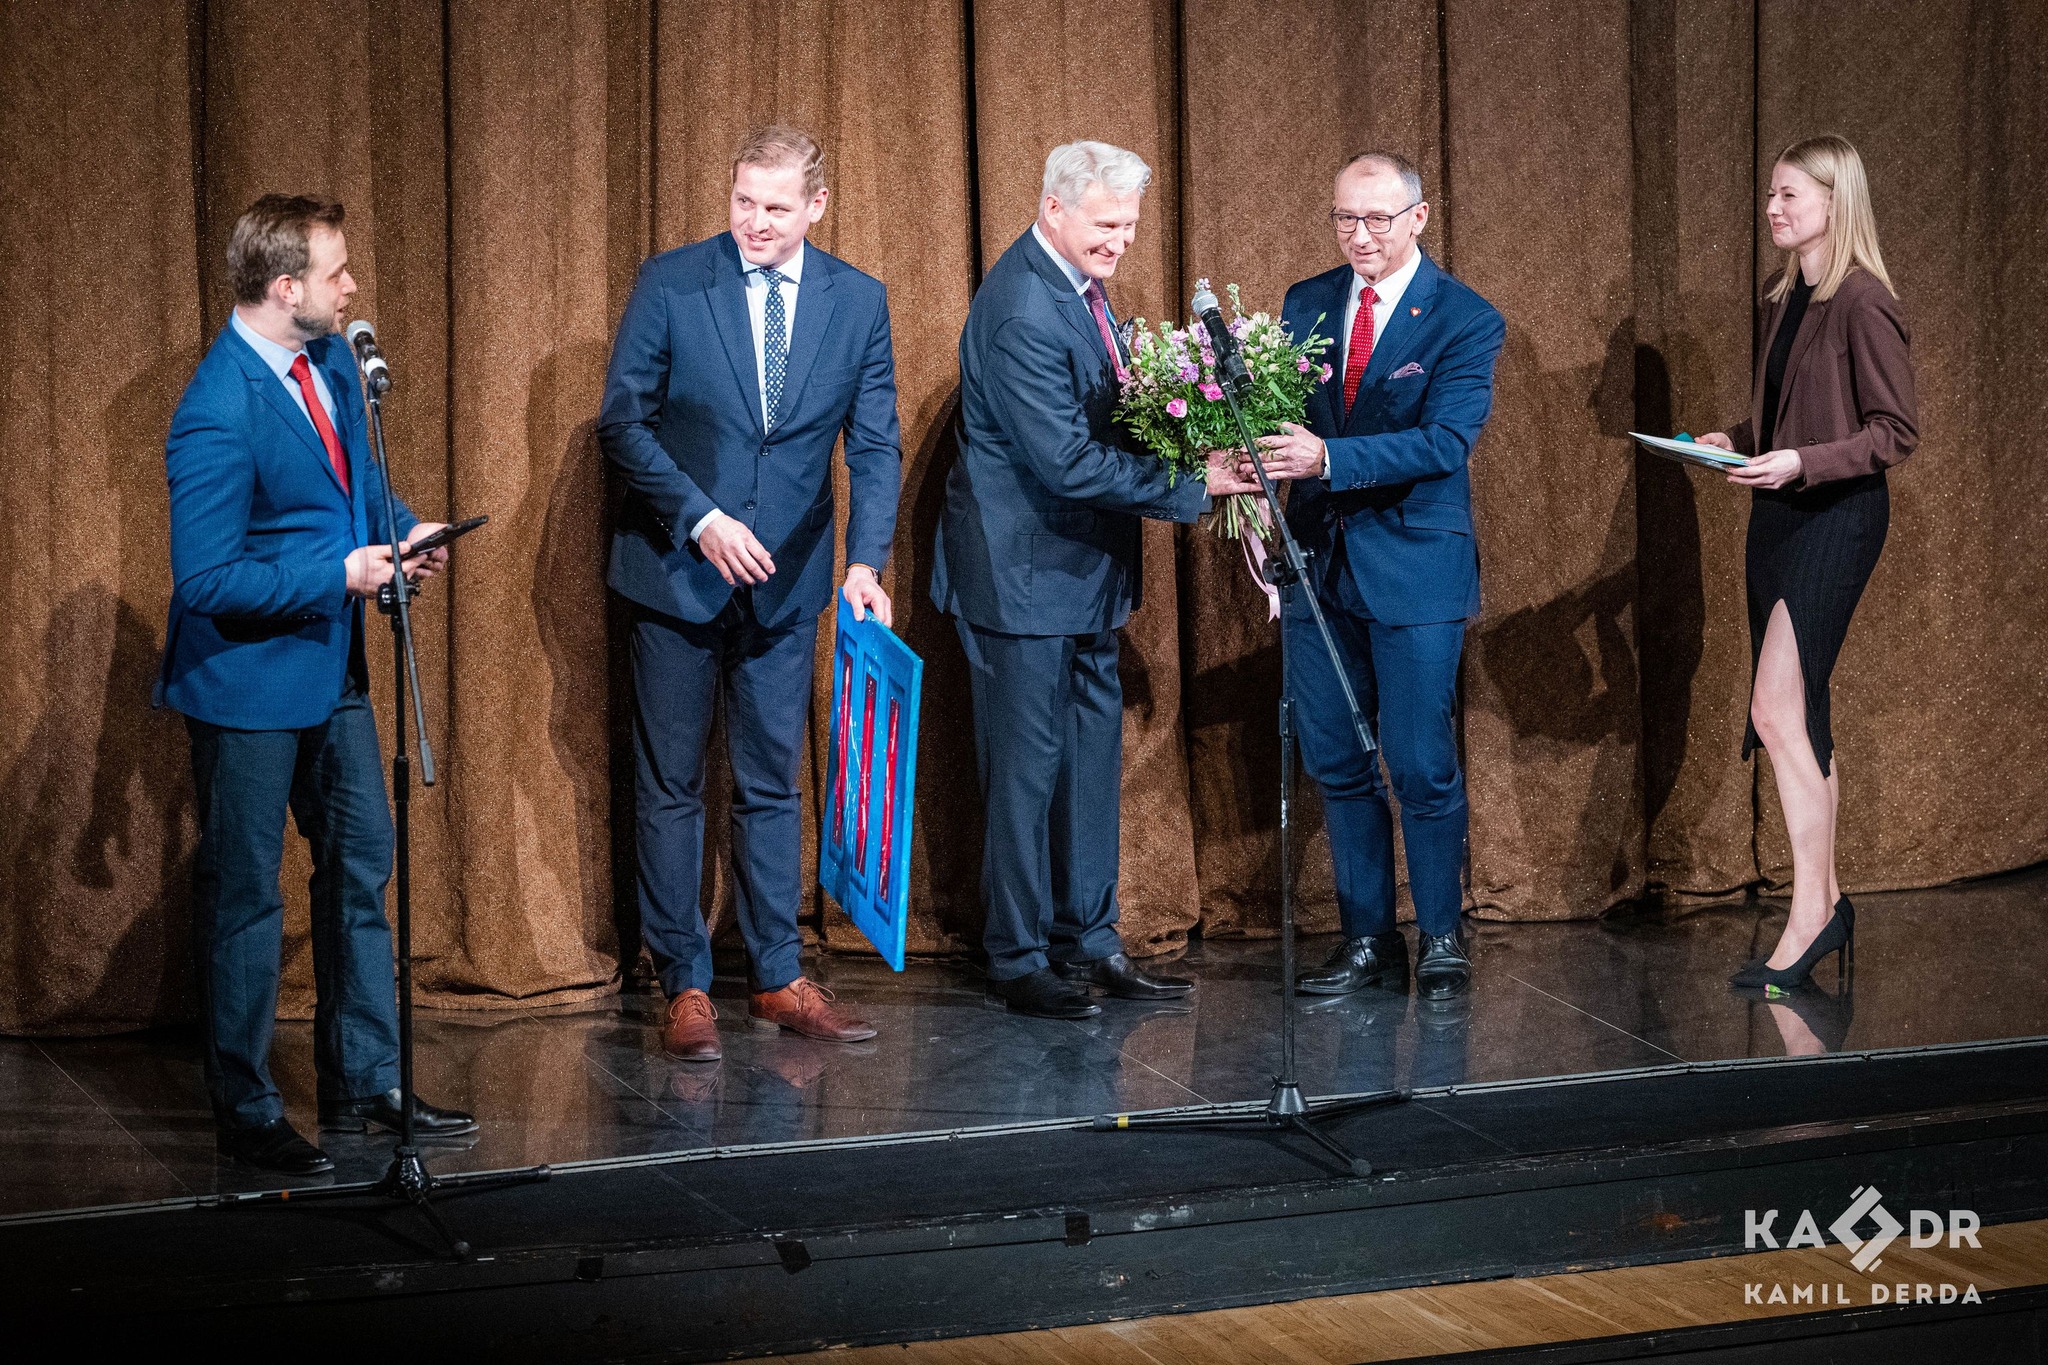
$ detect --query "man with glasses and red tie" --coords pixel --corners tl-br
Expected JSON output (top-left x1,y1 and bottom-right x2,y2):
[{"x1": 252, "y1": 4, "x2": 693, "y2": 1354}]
[{"x1": 1249, "y1": 152, "x2": 1506, "y2": 1003}]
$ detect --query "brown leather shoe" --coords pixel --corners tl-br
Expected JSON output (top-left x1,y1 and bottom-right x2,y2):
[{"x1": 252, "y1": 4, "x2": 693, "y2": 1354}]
[
  {"x1": 662, "y1": 988, "x2": 722, "y2": 1061},
  {"x1": 749, "y1": 978, "x2": 878, "y2": 1042}
]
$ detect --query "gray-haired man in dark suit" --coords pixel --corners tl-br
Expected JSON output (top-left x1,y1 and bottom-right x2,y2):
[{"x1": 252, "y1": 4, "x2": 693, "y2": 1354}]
[{"x1": 931, "y1": 140, "x2": 1257, "y2": 1019}]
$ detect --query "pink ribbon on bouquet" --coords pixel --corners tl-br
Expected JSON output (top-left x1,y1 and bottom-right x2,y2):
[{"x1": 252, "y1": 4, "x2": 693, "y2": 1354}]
[{"x1": 1239, "y1": 496, "x2": 1280, "y2": 621}]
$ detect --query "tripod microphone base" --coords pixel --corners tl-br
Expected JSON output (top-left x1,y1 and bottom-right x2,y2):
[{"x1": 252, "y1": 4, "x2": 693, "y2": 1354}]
[
  {"x1": 372, "y1": 1148, "x2": 552, "y2": 1262},
  {"x1": 1094, "y1": 1086, "x2": 1409, "y2": 1178},
  {"x1": 1266, "y1": 1079, "x2": 1309, "y2": 1118},
  {"x1": 221, "y1": 1145, "x2": 552, "y2": 1263},
  {"x1": 377, "y1": 1146, "x2": 473, "y2": 1259}
]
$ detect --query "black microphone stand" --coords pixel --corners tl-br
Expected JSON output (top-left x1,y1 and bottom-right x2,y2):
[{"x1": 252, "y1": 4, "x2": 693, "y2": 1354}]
[
  {"x1": 227, "y1": 340, "x2": 548, "y2": 1260},
  {"x1": 1093, "y1": 309, "x2": 1408, "y2": 1176}
]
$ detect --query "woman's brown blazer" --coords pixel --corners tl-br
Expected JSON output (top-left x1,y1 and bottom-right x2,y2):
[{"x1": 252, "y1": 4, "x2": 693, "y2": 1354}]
[{"x1": 1728, "y1": 266, "x2": 1918, "y2": 486}]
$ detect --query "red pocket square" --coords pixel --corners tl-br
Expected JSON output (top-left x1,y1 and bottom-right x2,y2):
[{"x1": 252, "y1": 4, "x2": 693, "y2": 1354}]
[{"x1": 1391, "y1": 362, "x2": 1425, "y2": 380}]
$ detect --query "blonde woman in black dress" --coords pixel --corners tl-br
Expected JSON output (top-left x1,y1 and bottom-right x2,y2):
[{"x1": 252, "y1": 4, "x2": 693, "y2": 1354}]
[{"x1": 1700, "y1": 135, "x2": 1918, "y2": 990}]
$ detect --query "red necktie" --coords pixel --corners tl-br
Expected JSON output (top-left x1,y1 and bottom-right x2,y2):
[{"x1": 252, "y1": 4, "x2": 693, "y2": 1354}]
[
  {"x1": 288, "y1": 352, "x2": 351, "y2": 496},
  {"x1": 1086, "y1": 280, "x2": 1129, "y2": 381},
  {"x1": 1342, "y1": 283, "x2": 1379, "y2": 413}
]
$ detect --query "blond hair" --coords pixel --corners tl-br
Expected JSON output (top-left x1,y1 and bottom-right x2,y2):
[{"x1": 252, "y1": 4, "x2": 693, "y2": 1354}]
[
  {"x1": 732, "y1": 124, "x2": 827, "y2": 200},
  {"x1": 1767, "y1": 134, "x2": 1894, "y2": 304}
]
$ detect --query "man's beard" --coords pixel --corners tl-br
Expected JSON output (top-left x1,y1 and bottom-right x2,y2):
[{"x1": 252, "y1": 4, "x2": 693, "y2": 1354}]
[{"x1": 291, "y1": 299, "x2": 342, "y2": 340}]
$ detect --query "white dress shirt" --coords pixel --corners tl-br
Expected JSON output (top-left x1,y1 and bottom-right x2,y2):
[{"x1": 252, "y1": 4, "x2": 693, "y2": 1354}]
[
  {"x1": 693, "y1": 239, "x2": 807, "y2": 543},
  {"x1": 1032, "y1": 222, "x2": 1126, "y2": 370},
  {"x1": 230, "y1": 308, "x2": 338, "y2": 432},
  {"x1": 1324, "y1": 245, "x2": 1425, "y2": 478},
  {"x1": 1031, "y1": 222, "x2": 1092, "y2": 295}
]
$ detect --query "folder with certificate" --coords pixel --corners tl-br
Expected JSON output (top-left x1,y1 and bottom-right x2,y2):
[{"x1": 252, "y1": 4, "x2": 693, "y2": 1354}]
[{"x1": 1630, "y1": 431, "x2": 1747, "y2": 472}]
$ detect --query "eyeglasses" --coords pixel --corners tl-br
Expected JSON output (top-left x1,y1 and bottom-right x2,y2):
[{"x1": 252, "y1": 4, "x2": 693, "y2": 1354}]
[{"x1": 1329, "y1": 202, "x2": 1423, "y2": 235}]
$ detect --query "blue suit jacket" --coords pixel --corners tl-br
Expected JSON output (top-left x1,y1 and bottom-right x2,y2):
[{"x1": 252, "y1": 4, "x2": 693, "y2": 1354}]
[
  {"x1": 1281, "y1": 250, "x2": 1505, "y2": 626},
  {"x1": 598, "y1": 234, "x2": 901, "y2": 628},
  {"x1": 156, "y1": 324, "x2": 418, "y2": 731},
  {"x1": 932, "y1": 230, "x2": 1207, "y2": 636}
]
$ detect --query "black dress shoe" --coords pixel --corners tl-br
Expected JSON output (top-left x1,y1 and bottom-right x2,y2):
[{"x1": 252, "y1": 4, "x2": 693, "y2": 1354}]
[
  {"x1": 988, "y1": 967, "x2": 1101, "y2": 1019},
  {"x1": 1297, "y1": 931, "x2": 1408, "y2": 995},
  {"x1": 1415, "y1": 928, "x2": 1472, "y2": 1001},
  {"x1": 218, "y1": 1118, "x2": 335, "y2": 1175},
  {"x1": 318, "y1": 1088, "x2": 479, "y2": 1137},
  {"x1": 1054, "y1": 952, "x2": 1193, "y2": 1000}
]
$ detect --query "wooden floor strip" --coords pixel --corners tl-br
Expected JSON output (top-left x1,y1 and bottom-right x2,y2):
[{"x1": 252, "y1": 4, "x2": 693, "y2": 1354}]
[{"x1": 755, "y1": 1218, "x2": 2048, "y2": 1364}]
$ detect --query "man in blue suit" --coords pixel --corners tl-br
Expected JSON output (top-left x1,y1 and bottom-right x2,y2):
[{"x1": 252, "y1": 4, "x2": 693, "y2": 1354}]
[
  {"x1": 159, "y1": 195, "x2": 474, "y2": 1174},
  {"x1": 1253, "y1": 152, "x2": 1506, "y2": 1001},
  {"x1": 933, "y1": 141, "x2": 1259, "y2": 1019},
  {"x1": 599, "y1": 127, "x2": 900, "y2": 1061}
]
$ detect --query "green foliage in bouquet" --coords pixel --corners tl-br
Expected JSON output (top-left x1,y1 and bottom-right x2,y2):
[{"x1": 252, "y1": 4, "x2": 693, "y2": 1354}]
[{"x1": 1114, "y1": 281, "x2": 1333, "y2": 539}]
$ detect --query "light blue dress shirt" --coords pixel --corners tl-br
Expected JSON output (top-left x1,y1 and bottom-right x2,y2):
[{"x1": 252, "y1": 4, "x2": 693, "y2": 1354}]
[{"x1": 230, "y1": 309, "x2": 340, "y2": 433}]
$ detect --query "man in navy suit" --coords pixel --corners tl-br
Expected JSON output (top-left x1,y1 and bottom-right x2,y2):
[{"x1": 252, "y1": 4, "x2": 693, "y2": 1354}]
[
  {"x1": 159, "y1": 195, "x2": 474, "y2": 1174},
  {"x1": 1253, "y1": 152, "x2": 1506, "y2": 1001},
  {"x1": 599, "y1": 127, "x2": 900, "y2": 1061},
  {"x1": 933, "y1": 141, "x2": 1259, "y2": 1019}
]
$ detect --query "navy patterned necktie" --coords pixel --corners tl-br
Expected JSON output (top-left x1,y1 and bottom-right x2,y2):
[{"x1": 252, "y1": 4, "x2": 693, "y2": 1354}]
[{"x1": 759, "y1": 266, "x2": 789, "y2": 429}]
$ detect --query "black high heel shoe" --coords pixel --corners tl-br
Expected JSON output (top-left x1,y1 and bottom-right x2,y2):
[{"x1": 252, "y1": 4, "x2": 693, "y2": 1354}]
[
  {"x1": 1730, "y1": 898, "x2": 1854, "y2": 989},
  {"x1": 1836, "y1": 895, "x2": 1855, "y2": 977},
  {"x1": 1735, "y1": 894, "x2": 1854, "y2": 977}
]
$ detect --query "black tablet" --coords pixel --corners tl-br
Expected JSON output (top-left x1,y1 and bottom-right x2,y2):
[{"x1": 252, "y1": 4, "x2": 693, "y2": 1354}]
[{"x1": 402, "y1": 515, "x2": 488, "y2": 559}]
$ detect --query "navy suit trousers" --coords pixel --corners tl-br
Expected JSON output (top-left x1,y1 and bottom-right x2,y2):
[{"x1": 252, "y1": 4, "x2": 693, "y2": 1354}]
[
  {"x1": 954, "y1": 622, "x2": 1127, "y2": 980},
  {"x1": 1284, "y1": 534, "x2": 1469, "y2": 938},
  {"x1": 185, "y1": 687, "x2": 401, "y2": 1130},
  {"x1": 631, "y1": 594, "x2": 814, "y2": 997}
]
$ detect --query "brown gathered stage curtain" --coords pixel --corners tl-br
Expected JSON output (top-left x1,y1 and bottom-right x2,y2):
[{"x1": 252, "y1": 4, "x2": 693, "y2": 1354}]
[{"x1": 2, "y1": 0, "x2": 2042, "y2": 1034}]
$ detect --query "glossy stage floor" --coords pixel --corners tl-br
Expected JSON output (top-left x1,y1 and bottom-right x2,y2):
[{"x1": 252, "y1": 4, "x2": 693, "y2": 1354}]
[{"x1": 8, "y1": 863, "x2": 2046, "y2": 1218}]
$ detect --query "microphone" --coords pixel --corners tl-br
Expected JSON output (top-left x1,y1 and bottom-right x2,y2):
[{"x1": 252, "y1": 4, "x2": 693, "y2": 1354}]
[
  {"x1": 1190, "y1": 283, "x2": 1251, "y2": 396},
  {"x1": 346, "y1": 319, "x2": 392, "y2": 395}
]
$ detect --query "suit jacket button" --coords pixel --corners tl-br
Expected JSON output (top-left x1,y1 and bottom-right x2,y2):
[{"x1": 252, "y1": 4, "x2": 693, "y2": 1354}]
[{"x1": 744, "y1": 499, "x2": 756, "y2": 511}]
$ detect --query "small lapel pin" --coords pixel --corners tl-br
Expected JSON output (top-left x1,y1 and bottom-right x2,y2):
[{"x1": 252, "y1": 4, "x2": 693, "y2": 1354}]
[{"x1": 1410, "y1": 306, "x2": 1421, "y2": 316}]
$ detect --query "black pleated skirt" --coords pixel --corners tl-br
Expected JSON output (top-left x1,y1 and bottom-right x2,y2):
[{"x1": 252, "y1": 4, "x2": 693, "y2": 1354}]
[{"x1": 1742, "y1": 472, "x2": 1890, "y2": 777}]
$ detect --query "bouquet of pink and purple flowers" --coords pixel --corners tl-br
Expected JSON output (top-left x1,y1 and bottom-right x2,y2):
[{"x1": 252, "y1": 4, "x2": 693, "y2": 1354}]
[{"x1": 1114, "y1": 280, "x2": 1333, "y2": 542}]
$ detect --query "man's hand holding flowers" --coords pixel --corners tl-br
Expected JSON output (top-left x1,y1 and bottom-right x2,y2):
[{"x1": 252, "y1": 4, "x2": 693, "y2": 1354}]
[{"x1": 1248, "y1": 422, "x2": 1327, "y2": 482}]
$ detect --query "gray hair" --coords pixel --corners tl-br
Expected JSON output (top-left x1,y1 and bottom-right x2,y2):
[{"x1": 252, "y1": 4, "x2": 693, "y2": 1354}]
[
  {"x1": 1041, "y1": 140, "x2": 1152, "y2": 206},
  {"x1": 1340, "y1": 150, "x2": 1424, "y2": 205}
]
